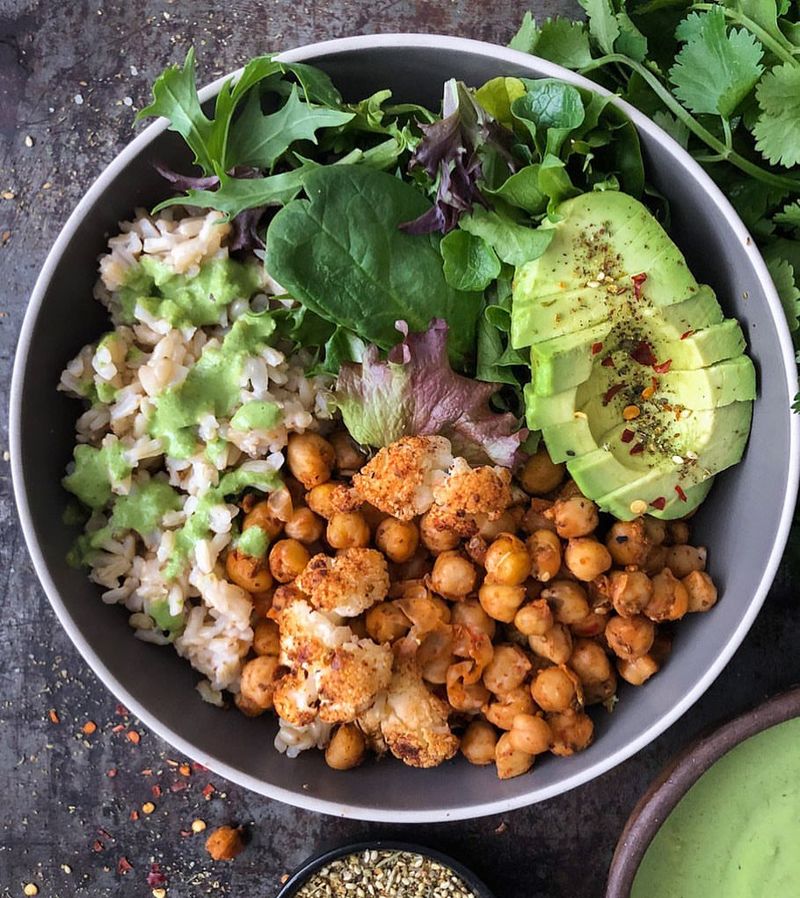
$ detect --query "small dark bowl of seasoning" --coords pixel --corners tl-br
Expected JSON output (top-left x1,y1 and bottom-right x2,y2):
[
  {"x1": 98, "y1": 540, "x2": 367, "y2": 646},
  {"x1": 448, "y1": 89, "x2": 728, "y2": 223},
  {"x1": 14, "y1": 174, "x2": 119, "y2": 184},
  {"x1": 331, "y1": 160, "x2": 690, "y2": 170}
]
[{"x1": 276, "y1": 841, "x2": 495, "y2": 898}]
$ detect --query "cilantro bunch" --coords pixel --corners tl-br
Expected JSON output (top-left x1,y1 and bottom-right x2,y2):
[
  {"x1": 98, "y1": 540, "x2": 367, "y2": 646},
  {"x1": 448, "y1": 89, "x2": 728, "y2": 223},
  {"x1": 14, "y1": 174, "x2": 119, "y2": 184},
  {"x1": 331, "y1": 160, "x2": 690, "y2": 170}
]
[{"x1": 510, "y1": 0, "x2": 800, "y2": 388}]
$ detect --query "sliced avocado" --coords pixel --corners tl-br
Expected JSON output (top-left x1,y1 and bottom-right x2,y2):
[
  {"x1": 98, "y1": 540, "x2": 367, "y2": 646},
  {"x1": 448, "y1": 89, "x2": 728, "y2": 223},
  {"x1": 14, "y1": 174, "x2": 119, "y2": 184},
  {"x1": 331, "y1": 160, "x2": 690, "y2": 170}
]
[{"x1": 514, "y1": 191, "x2": 755, "y2": 521}]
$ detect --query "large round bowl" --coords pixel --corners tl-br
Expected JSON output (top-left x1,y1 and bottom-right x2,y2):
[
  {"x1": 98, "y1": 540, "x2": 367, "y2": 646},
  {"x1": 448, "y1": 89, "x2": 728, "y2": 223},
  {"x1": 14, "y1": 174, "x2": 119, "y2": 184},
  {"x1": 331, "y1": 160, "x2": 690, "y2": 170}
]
[{"x1": 10, "y1": 34, "x2": 800, "y2": 822}]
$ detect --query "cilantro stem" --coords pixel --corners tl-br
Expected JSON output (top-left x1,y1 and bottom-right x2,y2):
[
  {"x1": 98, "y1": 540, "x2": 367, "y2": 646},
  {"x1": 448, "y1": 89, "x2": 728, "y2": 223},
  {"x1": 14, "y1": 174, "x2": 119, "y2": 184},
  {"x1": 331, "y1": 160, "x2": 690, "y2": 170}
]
[
  {"x1": 580, "y1": 53, "x2": 800, "y2": 192},
  {"x1": 691, "y1": 3, "x2": 798, "y2": 67}
]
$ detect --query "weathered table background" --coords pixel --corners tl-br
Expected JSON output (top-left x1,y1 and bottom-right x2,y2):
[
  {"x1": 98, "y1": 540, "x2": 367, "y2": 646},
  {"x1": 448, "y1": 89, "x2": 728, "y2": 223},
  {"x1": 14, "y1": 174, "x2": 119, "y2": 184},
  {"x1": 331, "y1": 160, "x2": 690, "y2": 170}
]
[{"x1": 2, "y1": 2, "x2": 798, "y2": 896}]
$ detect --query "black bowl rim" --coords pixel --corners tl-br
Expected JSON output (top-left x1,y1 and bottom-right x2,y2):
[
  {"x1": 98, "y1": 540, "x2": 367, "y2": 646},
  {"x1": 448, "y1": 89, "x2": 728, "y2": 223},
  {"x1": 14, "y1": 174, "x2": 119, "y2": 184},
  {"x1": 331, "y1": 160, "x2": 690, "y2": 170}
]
[
  {"x1": 605, "y1": 685, "x2": 800, "y2": 898},
  {"x1": 275, "y1": 840, "x2": 496, "y2": 897}
]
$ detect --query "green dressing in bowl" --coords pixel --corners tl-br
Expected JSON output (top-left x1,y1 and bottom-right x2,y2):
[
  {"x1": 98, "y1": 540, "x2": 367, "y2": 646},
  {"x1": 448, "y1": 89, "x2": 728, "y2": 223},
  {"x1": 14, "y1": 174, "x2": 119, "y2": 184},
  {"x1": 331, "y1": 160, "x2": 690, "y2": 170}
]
[{"x1": 633, "y1": 716, "x2": 800, "y2": 898}]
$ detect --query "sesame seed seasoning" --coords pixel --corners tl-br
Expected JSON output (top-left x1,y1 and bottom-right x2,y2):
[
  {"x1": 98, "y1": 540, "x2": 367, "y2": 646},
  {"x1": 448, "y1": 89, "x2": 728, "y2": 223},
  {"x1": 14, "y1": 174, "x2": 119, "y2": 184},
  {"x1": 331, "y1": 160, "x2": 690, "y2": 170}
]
[
  {"x1": 630, "y1": 500, "x2": 648, "y2": 515},
  {"x1": 23, "y1": 884, "x2": 39, "y2": 897}
]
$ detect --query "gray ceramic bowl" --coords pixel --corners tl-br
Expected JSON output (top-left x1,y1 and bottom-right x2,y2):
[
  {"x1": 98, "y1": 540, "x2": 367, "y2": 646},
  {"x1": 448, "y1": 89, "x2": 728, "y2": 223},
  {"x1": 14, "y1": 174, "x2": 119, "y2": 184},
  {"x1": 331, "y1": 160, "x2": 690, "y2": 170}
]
[{"x1": 10, "y1": 34, "x2": 800, "y2": 822}]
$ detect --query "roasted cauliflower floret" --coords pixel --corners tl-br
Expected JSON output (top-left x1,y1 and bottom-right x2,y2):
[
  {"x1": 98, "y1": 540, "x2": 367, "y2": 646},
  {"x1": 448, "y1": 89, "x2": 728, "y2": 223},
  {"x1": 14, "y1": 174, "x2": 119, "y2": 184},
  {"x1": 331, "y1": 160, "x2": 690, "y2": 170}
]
[
  {"x1": 428, "y1": 457, "x2": 513, "y2": 536},
  {"x1": 274, "y1": 598, "x2": 392, "y2": 725},
  {"x1": 297, "y1": 548, "x2": 389, "y2": 617},
  {"x1": 352, "y1": 436, "x2": 453, "y2": 521},
  {"x1": 379, "y1": 658, "x2": 459, "y2": 768}
]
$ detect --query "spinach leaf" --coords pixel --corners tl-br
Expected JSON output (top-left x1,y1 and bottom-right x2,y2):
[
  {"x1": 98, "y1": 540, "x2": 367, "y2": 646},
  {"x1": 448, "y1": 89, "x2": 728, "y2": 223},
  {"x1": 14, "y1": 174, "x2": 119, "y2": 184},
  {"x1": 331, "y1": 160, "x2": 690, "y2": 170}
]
[
  {"x1": 460, "y1": 206, "x2": 554, "y2": 266},
  {"x1": 440, "y1": 230, "x2": 501, "y2": 291},
  {"x1": 485, "y1": 165, "x2": 546, "y2": 214},
  {"x1": 512, "y1": 79, "x2": 586, "y2": 157},
  {"x1": 266, "y1": 166, "x2": 482, "y2": 367}
]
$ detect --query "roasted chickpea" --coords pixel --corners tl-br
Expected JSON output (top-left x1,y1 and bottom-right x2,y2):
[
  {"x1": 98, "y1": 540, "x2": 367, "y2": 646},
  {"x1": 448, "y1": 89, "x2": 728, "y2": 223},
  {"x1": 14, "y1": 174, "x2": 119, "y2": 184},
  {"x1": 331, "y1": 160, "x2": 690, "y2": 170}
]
[
  {"x1": 430, "y1": 551, "x2": 477, "y2": 600},
  {"x1": 451, "y1": 598, "x2": 496, "y2": 640},
  {"x1": 519, "y1": 447, "x2": 565, "y2": 495},
  {"x1": 484, "y1": 533, "x2": 532, "y2": 586},
  {"x1": 548, "y1": 709, "x2": 594, "y2": 756},
  {"x1": 483, "y1": 685, "x2": 535, "y2": 730},
  {"x1": 583, "y1": 673, "x2": 617, "y2": 706},
  {"x1": 329, "y1": 431, "x2": 367, "y2": 474},
  {"x1": 349, "y1": 615, "x2": 369, "y2": 640},
  {"x1": 306, "y1": 482, "x2": 344, "y2": 519},
  {"x1": 564, "y1": 538, "x2": 612, "y2": 582},
  {"x1": 646, "y1": 568, "x2": 689, "y2": 621},
  {"x1": 479, "y1": 582, "x2": 527, "y2": 623},
  {"x1": 667, "y1": 520, "x2": 691, "y2": 545},
  {"x1": 549, "y1": 497, "x2": 599, "y2": 539},
  {"x1": 446, "y1": 664, "x2": 490, "y2": 711},
  {"x1": 251, "y1": 589, "x2": 273, "y2": 619},
  {"x1": 286, "y1": 432, "x2": 335, "y2": 489},
  {"x1": 325, "y1": 724, "x2": 366, "y2": 770},
  {"x1": 268, "y1": 538, "x2": 311, "y2": 583},
  {"x1": 683, "y1": 570, "x2": 718, "y2": 613},
  {"x1": 239, "y1": 655, "x2": 280, "y2": 710},
  {"x1": 570, "y1": 638, "x2": 613, "y2": 686},
  {"x1": 643, "y1": 544, "x2": 669, "y2": 576},
  {"x1": 608, "y1": 569, "x2": 653, "y2": 617},
  {"x1": 606, "y1": 519, "x2": 649, "y2": 567},
  {"x1": 514, "y1": 598, "x2": 554, "y2": 637},
  {"x1": 460, "y1": 720, "x2": 499, "y2": 766},
  {"x1": 522, "y1": 498, "x2": 557, "y2": 534},
  {"x1": 284, "y1": 507, "x2": 325, "y2": 545},
  {"x1": 478, "y1": 510, "x2": 521, "y2": 542},
  {"x1": 531, "y1": 665, "x2": 582, "y2": 712},
  {"x1": 252, "y1": 618, "x2": 280, "y2": 656},
  {"x1": 419, "y1": 511, "x2": 460, "y2": 554},
  {"x1": 643, "y1": 516, "x2": 667, "y2": 547},
  {"x1": 365, "y1": 602, "x2": 410, "y2": 644},
  {"x1": 242, "y1": 500, "x2": 283, "y2": 540},
  {"x1": 618, "y1": 654, "x2": 660, "y2": 686},
  {"x1": 225, "y1": 549, "x2": 273, "y2": 593},
  {"x1": 605, "y1": 614, "x2": 655, "y2": 661},
  {"x1": 527, "y1": 529, "x2": 563, "y2": 583},
  {"x1": 482, "y1": 644, "x2": 532, "y2": 695},
  {"x1": 235, "y1": 691, "x2": 265, "y2": 718},
  {"x1": 375, "y1": 517, "x2": 420, "y2": 563},
  {"x1": 528, "y1": 622, "x2": 573, "y2": 665},
  {"x1": 558, "y1": 479, "x2": 583, "y2": 500},
  {"x1": 495, "y1": 731, "x2": 534, "y2": 779},
  {"x1": 664, "y1": 544, "x2": 707, "y2": 579},
  {"x1": 464, "y1": 535, "x2": 489, "y2": 566},
  {"x1": 326, "y1": 512, "x2": 371, "y2": 549},
  {"x1": 570, "y1": 610, "x2": 608, "y2": 639},
  {"x1": 509, "y1": 713, "x2": 552, "y2": 755},
  {"x1": 542, "y1": 580, "x2": 591, "y2": 625}
]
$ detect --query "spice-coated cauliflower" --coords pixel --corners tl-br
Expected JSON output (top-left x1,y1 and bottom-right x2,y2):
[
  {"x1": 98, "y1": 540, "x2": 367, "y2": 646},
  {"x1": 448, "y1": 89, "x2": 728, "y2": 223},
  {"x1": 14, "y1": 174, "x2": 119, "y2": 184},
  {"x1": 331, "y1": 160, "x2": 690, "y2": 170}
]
[
  {"x1": 427, "y1": 456, "x2": 513, "y2": 536},
  {"x1": 352, "y1": 436, "x2": 453, "y2": 521},
  {"x1": 296, "y1": 548, "x2": 390, "y2": 617}
]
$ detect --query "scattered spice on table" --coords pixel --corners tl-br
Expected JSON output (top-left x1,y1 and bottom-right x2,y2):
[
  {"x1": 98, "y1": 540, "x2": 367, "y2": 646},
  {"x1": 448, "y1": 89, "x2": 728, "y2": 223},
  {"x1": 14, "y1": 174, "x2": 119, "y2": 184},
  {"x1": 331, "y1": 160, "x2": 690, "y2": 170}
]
[{"x1": 294, "y1": 850, "x2": 478, "y2": 898}]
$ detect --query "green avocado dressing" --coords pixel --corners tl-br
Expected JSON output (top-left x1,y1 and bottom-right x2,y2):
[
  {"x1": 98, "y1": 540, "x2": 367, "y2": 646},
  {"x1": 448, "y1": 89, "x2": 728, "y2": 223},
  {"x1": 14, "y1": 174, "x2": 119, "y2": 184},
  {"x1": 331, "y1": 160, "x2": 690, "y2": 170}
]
[
  {"x1": 147, "y1": 311, "x2": 276, "y2": 458},
  {"x1": 632, "y1": 716, "x2": 800, "y2": 898},
  {"x1": 236, "y1": 524, "x2": 270, "y2": 558},
  {"x1": 118, "y1": 256, "x2": 262, "y2": 327},
  {"x1": 230, "y1": 400, "x2": 282, "y2": 431},
  {"x1": 63, "y1": 440, "x2": 131, "y2": 509}
]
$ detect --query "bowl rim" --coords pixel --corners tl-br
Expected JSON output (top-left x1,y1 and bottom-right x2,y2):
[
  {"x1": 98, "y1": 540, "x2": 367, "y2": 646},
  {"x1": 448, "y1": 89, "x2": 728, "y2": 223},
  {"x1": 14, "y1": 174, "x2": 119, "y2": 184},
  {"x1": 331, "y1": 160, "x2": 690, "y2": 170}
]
[
  {"x1": 9, "y1": 32, "x2": 800, "y2": 823},
  {"x1": 605, "y1": 685, "x2": 800, "y2": 898},
  {"x1": 275, "y1": 840, "x2": 495, "y2": 897}
]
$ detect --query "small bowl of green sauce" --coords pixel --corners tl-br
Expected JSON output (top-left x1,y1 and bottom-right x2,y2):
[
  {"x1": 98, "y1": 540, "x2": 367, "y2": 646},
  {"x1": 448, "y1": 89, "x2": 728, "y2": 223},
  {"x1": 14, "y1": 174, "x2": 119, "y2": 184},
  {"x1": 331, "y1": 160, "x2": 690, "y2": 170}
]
[
  {"x1": 276, "y1": 841, "x2": 495, "y2": 898},
  {"x1": 607, "y1": 686, "x2": 800, "y2": 898}
]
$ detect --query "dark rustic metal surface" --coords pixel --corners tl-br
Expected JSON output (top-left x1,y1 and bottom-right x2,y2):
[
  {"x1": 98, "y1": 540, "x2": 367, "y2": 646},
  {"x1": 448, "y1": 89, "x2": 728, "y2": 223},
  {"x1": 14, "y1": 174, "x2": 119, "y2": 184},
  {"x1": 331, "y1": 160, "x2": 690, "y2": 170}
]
[{"x1": 1, "y1": 2, "x2": 798, "y2": 897}]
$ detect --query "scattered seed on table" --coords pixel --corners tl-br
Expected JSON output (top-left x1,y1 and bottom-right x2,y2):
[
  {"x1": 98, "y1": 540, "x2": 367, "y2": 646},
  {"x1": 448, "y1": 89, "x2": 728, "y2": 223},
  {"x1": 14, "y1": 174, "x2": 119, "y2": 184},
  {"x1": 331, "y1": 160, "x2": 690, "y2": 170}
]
[
  {"x1": 141, "y1": 802, "x2": 155, "y2": 815},
  {"x1": 294, "y1": 850, "x2": 478, "y2": 898},
  {"x1": 191, "y1": 819, "x2": 207, "y2": 834},
  {"x1": 23, "y1": 884, "x2": 39, "y2": 896}
]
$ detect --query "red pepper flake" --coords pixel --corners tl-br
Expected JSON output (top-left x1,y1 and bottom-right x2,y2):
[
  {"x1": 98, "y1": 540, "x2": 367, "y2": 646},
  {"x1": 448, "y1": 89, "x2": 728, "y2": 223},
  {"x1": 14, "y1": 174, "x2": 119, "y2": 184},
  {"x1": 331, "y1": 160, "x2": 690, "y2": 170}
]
[
  {"x1": 92, "y1": 840, "x2": 104, "y2": 853},
  {"x1": 591, "y1": 341, "x2": 604, "y2": 355},
  {"x1": 112, "y1": 724, "x2": 125, "y2": 733},
  {"x1": 201, "y1": 783, "x2": 216, "y2": 799},
  {"x1": 107, "y1": 768, "x2": 117, "y2": 778},
  {"x1": 680, "y1": 329, "x2": 694, "y2": 340},
  {"x1": 601, "y1": 355, "x2": 615, "y2": 368},
  {"x1": 141, "y1": 768, "x2": 153, "y2": 777},
  {"x1": 192, "y1": 762, "x2": 208, "y2": 773},
  {"x1": 180, "y1": 829, "x2": 193, "y2": 838},
  {"x1": 602, "y1": 383, "x2": 624, "y2": 405},
  {"x1": 126, "y1": 730, "x2": 140, "y2": 745},
  {"x1": 151, "y1": 785, "x2": 162, "y2": 799},
  {"x1": 631, "y1": 272, "x2": 647, "y2": 300},
  {"x1": 630, "y1": 443, "x2": 645, "y2": 455},
  {"x1": 630, "y1": 340, "x2": 657, "y2": 366},
  {"x1": 97, "y1": 828, "x2": 113, "y2": 841},
  {"x1": 675, "y1": 484, "x2": 688, "y2": 502},
  {"x1": 48, "y1": 709, "x2": 60, "y2": 725},
  {"x1": 129, "y1": 810, "x2": 139, "y2": 822},
  {"x1": 653, "y1": 358, "x2": 672, "y2": 374},
  {"x1": 115, "y1": 704, "x2": 129, "y2": 716},
  {"x1": 650, "y1": 497, "x2": 667, "y2": 510},
  {"x1": 170, "y1": 781, "x2": 188, "y2": 793},
  {"x1": 178, "y1": 764, "x2": 191, "y2": 777},
  {"x1": 118, "y1": 856, "x2": 133, "y2": 875},
  {"x1": 146, "y1": 864, "x2": 167, "y2": 887},
  {"x1": 621, "y1": 429, "x2": 635, "y2": 444},
  {"x1": 82, "y1": 721, "x2": 97, "y2": 735}
]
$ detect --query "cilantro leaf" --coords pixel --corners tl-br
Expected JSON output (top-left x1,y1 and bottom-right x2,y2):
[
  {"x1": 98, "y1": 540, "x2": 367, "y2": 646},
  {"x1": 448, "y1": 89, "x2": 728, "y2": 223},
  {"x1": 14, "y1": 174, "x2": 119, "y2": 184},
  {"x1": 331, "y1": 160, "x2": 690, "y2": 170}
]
[
  {"x1": 530, "y1": 18, "x2": 594, "y2": 68},
  {"x1": 137, "y1": 48, "x2": 217, "y2": 175},
  {"x1": 775, "y1": 200, "x2": 800, "y2": 231},
  {"x1": 652, "y1": 110, "x2": 690, "y2": 148},
  {"x1": 614, "y1": 10, "x2": 649, "y2": 61},
  {"x1": 227, "y1": 86, "x2": 354, "y2": 170},
  {"x1": 669, "y1": 8, "x2": 764, "y2": 117},
  {"x1": 767, "y1": 254, "x2": 800, "y2": 330},
  {"x1": 754, "y1": 63, "x2": 800, "y2": 167},
  {"x1": 509, "y1": 10, "x2": 540, "y2": 52},
  {"x1": 578, "y1": 0, "x2": 621, "y2": 55}
]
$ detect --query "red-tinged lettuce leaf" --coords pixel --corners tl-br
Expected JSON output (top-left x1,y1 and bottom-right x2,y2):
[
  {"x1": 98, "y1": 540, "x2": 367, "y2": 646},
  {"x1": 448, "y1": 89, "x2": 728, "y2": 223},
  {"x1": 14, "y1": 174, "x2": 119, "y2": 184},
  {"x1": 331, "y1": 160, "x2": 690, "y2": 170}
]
[{"x1": 334, "y1": 319, "x2": 526, "y2": 467}]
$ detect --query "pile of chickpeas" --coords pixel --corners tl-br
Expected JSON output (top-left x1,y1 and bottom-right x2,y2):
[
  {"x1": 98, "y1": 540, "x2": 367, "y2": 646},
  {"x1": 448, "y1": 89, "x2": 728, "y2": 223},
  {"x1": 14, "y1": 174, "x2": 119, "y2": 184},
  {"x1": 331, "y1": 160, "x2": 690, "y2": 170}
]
[{"x1": 225, "y1": 431, "x2": 719, "y2": 779}]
